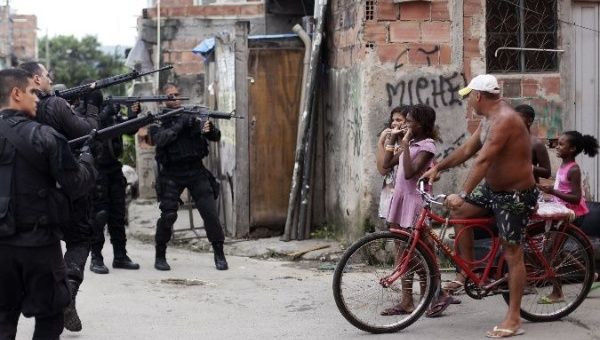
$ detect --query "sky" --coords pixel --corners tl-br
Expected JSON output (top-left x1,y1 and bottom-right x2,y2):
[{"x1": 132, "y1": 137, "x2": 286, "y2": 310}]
[{"x1": 9, "y1": 0, "x2": 151, "y2": 47}]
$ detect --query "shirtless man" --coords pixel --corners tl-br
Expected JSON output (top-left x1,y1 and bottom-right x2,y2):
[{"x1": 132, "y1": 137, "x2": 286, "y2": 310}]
[{"x1": 423, "y1": 75, "x2": 538, "y2": 338}]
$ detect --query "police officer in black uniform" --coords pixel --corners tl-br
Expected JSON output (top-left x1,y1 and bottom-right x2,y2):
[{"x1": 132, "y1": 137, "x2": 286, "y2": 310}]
[
  {"x1": 0, "y1": 68, "x2": 96, "y2": 340},
  {"x1": 80, "y1": 90, "x2": 140, "y2": 274},
  {"x1": 148, "y1": 83, "x2": 228, "y2": 271},
  {"x1": 18, "y1": 61, "x2": 99, "y2": 332}
]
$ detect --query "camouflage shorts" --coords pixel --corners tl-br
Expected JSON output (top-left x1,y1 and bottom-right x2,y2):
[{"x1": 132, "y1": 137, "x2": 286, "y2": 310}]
[{"x1": 465, "y1": 183, "x2": 539, "y2": 244}]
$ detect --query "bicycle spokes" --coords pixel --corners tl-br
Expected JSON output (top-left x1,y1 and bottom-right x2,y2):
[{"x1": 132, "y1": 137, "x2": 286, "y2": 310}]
[
  {"x1": 333, "y1": 232, "x2": 436, "y2": 333},
  {"x1": 510, "y1": 229, "x2": 594, "y2": 322}
]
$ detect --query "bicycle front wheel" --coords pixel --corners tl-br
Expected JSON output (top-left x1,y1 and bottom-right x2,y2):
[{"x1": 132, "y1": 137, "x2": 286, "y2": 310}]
[
  {"x1": 502, "y1": 227, "x2": 595, "y2": 322},
  {"x1": 332, "y1": 231, "x2": 437, "y2": 334}
]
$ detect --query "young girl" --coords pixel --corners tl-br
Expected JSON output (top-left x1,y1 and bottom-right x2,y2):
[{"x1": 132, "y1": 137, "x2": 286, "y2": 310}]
[
  {"x1": 376, "y1": 106, "x2": 409, "y2": 221},
  {"x1": 538, "y1": 130, "x2": 599, "y2": 303},
  {"x1": 380, "y1": 104, "x2": 450, "y2": 317}
]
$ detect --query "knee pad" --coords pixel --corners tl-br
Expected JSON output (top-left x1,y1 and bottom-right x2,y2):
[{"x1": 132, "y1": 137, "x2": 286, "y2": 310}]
[
  {"x1": 159, "y1": 212, "x2": 178, "y2": 228},
  {"x1": 94, "y1": 210, "x2": 109, "y2": 228}
]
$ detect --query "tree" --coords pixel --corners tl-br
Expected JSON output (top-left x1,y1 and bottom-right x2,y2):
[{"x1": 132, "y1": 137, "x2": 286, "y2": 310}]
[{"x1": 38, "y1": 35, "x2": 128, "y2": 95}]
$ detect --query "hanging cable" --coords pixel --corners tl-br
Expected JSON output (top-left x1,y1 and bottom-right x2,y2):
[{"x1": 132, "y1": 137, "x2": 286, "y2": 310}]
[{"x1": 498, "y1": 0, "x2": 600, "y2": 34}]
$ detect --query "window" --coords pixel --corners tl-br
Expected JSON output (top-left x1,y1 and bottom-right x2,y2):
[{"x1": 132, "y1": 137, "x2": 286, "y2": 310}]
[
  {"x1": 365, "y1": 0, "x2": 376, "y2": 21},
  {"x1": 486, "y1": 0, "x2": 558, "y2": 73}
]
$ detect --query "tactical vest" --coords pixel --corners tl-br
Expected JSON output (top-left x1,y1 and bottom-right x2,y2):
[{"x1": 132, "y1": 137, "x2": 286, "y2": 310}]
[
  {"x1": 0, "y1": 115, "x2": 70, "y2": 234},
  {"x1": 155, "y1": 115, "x2": 209, "y2": 165},
  {"x1": 0, "y1": 133, "x2": 16, "y2": 236},
  {"x1": 95, "y1": 115, "x2": 123, "y2": 166}
]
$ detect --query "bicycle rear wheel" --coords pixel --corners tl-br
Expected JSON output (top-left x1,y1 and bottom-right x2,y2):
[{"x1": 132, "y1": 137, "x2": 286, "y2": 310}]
[
  {"x1": 332, "y1": 231, "x2": 437, "y2": 333},
  {"x1": 502, "y1": 227, "x2": 594, "y2": 322}
]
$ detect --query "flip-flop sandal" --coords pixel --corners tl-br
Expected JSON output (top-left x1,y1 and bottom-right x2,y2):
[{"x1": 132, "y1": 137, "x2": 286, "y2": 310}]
[
  {"x1": 485, "y1": 326, "x2": 525, "y2": 338},
  {"x1": 590, "y1": 282, "x2": 600, "y2": 291},
  {"x1": 443, "y1": 280, "x2": 464, "y2": 293},
  {"x1": 425, "y1": 296, "x2": 451, "y2": 318},
  {"x1": 448, "y1": 296, "x2": 461, "y2": 304},
  {"x1": 537, "y1": 295, "x2": 565, "y2": 304},
  {"x1": 380, "y1": 304, "x2": 414, "y2": 316}
]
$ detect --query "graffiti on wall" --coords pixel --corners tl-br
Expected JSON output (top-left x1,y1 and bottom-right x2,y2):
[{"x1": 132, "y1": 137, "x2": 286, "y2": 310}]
[
  {"x1": 436, "y1": 133, "x2": 466, "y2": 161},
  {"x1": 386, "y1": 72, "x2": 467, "y2": 108},
  {"x1": 509, "y1": 99, "x2": 563, "y2": 138}
]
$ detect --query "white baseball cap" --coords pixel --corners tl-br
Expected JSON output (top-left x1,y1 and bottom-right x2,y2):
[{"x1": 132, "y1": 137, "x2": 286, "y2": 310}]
[{"x1": 458, "y1": 74, "x2": 500, "y2": 97}]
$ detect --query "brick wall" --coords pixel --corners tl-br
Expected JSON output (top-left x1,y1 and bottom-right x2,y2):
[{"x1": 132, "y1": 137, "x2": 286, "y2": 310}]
[
  {"x1": 12, "y1": 15, "x2": 37, "y2": 61},
  {"x1": 0, "y1": 7, "x2": 37, "y2": 66},
  {"x1": 358, "y1": 0, "x2": 453, "y2": 67},
  {"x1": 144, "y1": 2, "x2": 264, "y2": 18},
  {"x1": 327, "y1": 0, "x2": 363, "y2": 69}
]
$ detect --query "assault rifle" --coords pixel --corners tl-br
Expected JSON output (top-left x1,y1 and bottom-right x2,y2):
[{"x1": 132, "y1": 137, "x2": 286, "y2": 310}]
[
  {"x1": 56, "y1": 65, "x2": 174, "y2": 101},
  {"x1": 104, "y1": 95, "x2": 190, "y2": 116},
  {"x1": 178, "y1": 106, "x2": 244, "y2": 122},
  {"x1": 68, "y1": 107, "x2": 184, "y2": 148}
]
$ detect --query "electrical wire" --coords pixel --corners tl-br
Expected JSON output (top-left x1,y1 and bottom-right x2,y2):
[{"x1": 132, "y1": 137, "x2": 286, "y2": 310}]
[{"x1": 498, "y1": 0, "x2": 600, "y2": 33}]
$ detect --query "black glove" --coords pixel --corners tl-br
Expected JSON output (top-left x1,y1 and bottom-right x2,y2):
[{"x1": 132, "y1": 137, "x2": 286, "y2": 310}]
[{"x1": 79, "y1": 130, "x2": 97, "y2": 154}]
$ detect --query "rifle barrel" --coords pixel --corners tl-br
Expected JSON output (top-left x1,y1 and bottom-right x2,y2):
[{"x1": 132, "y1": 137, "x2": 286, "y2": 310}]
[{"x1": 57, "y1": 65, "x2": 174, "y2": 100}]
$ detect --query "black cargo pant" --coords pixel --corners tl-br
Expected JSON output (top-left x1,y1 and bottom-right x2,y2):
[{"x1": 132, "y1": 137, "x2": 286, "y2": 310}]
[
  {"x1": 63, "y1": 195, "x2": 93, "y2": 286},
  {"x1": 155, "y1": 165, "x2": 224, "y2": 249},
  {"x1": 91, "y1": 167, "x2": 128, "y2": 259},
  {"x1": 0, "y1": 242, "x2": 71, "y2": 340}
]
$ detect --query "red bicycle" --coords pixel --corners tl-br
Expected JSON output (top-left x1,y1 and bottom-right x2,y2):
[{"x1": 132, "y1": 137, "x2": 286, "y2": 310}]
[{"x1": 333, "y1": 181, "x2": 595, "y2": 333}]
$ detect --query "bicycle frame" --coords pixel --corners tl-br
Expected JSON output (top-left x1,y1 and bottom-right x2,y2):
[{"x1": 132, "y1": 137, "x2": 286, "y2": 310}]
[{"x1": 381, "y1": 204, "x2": 569, "y2": 293}]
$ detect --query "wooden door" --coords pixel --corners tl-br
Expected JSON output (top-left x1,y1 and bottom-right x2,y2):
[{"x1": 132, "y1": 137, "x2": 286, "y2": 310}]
[
  {"x1": 574, "y1": 3, "x2": 600, "y2": 198},
  {"x1": 248, "y1": 48, "x2": 304, "y2": 227}
]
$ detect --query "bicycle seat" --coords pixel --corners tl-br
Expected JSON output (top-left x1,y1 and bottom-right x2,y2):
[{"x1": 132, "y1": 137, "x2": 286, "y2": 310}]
[{"x1": 530, "y1": 202, "x2": 576, "y2": 222}]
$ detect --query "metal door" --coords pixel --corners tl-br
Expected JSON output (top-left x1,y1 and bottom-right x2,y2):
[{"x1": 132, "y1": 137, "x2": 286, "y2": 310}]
[{"x1": 574, "y1": 2, "x2": 600, "y2": 199}]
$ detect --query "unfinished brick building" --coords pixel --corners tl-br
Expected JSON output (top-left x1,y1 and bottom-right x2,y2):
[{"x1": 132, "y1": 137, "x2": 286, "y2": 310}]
[{"x1": 323, "y1": 0, "x2": 594, "y2": 239}]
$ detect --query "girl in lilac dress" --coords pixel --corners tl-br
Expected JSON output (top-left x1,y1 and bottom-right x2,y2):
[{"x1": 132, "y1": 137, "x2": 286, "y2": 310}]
[
  {"x1": 381, "y1": 104, "x2": 450, "y2": 316},
  {"x1": 385, "y1": 105, "x2": 439, "y2": 229}
]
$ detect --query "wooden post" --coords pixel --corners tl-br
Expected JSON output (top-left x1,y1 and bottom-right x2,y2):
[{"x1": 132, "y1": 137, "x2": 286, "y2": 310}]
[
  {"x1": 233, "y1": 21, "x2": 250, "y2": 238},
  {"x1": 283, "y1": 0, "x2": 328, "y2": 241}
]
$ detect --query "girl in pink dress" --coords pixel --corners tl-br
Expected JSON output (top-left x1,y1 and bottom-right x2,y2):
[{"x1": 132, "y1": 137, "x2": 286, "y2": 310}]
[
  {"x1": 381, "y1": 104, "x2": 449, "y2": 316},
  {"x1": 538, "y1": 130, "x2": 598, "y2": 303}
]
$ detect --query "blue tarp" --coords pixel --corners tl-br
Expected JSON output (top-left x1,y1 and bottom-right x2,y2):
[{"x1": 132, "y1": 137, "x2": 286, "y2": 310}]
[
  {"x1": 193, "y1": 34, "x2": 301, "y2": 59},
  {"x1": 192, "y1": 37, "x2": 216, "y2": 59}
]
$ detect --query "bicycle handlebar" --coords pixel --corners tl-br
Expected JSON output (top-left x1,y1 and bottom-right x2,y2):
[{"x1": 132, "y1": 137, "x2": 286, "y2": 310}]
[{"x1": 417, "y1": 179, "x2": 447, "y2": 206}]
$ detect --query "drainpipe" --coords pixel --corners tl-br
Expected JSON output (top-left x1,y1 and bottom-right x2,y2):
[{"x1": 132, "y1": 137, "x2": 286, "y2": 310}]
[{"x1": 281, "y1": 24, "x2": 312, "y2": 241}]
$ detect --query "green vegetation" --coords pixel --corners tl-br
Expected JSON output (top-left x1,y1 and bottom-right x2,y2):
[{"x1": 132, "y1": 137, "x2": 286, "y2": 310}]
[
  {"x1": 38, "y1": 35, "x2": 127, "y2": 94},
  {"x1": 310, "y1": 223, "x2": 338, "y2": 240}
]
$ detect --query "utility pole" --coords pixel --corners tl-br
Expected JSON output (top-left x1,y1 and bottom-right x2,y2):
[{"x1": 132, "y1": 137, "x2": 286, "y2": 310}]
[
  {"x1": 45, "y1": 27, "x2": 50, "y2": 69},
  {"x1": 2, "y1": 0, "x2": 10, "y2": 67},
  {"x1": 155, "y1": 0, "x2": 161, "y2": 94}
]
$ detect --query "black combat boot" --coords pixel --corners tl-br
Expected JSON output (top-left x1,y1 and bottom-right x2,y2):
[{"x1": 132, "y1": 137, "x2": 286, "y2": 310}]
[
  {"x1": 89, "y1": 251, "x2": 109, "y2": 274},
  {"x1": 63, "y1": 279, "x2": 82, "y2": 332},
  {"x1": 112, "y1": 245, "x2": 140, "y2": 270},
  {"x1": 212, "y1": 242, "x2": 228, "y2": 270},
  {"x1": 154, "y1": 245, "x2": 171, "y2": 271}
]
